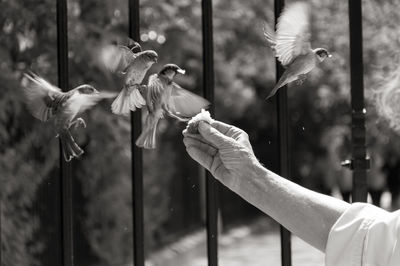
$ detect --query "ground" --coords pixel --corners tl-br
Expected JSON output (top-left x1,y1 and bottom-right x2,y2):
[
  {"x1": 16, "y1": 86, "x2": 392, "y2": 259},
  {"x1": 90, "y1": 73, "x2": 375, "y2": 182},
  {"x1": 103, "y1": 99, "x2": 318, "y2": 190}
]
[{"x1": 146, "y1": 218, "x2": 324, "y2": 266}]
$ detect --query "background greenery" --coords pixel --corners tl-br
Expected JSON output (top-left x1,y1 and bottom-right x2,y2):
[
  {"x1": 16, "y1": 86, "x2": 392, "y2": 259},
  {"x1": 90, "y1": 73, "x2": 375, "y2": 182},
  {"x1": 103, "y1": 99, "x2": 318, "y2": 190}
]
[{"x1": 1, "y1": 0, "x2": 400, "y2": 265}]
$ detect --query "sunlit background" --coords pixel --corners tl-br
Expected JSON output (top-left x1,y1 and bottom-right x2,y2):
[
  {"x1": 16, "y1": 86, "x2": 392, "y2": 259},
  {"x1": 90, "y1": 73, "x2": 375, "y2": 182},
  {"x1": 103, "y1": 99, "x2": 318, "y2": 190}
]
[{"x1": 1, "y1": 0, "x2": 400, "y2": 265}]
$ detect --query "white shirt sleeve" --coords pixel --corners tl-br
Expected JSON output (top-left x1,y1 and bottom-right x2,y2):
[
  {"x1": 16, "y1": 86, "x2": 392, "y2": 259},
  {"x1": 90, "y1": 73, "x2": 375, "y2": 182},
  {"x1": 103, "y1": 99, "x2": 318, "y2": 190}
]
[{"x1": 325, "y1": 202, "x2": 400, "y2": 266}]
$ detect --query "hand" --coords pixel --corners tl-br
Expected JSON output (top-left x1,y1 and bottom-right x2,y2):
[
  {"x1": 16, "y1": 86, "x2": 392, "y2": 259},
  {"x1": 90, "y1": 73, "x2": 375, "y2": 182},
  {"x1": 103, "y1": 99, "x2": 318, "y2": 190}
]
[{"x1": 183, "y1": 120, "x2": 262, "y2": 190}]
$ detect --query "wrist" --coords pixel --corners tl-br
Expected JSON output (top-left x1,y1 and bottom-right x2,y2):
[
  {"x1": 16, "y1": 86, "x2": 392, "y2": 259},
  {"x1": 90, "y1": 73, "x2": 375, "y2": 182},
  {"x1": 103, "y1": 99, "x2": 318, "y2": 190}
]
[{"x1": 232, "y1": 158, "x2": 268, "y2": 194}]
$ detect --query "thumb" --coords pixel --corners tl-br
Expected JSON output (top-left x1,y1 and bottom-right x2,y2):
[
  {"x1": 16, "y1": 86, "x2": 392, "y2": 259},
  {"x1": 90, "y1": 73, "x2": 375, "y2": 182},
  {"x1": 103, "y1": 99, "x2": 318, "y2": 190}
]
[{"x1": 198, "y1": 121, "x2": 231, "y2": 148}]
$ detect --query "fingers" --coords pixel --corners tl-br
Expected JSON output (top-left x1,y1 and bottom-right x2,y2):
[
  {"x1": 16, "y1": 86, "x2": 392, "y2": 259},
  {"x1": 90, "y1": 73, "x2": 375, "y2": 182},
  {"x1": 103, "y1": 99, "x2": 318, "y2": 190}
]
[
  {"x1": 183, "y1": 134, "x2": 218, "y2": 171},
  {"x1": 186, "y1": 146, "x2": 213, "y2": 171},
  {"x1": 210, "y1": 120, "x2": 236, "y2": 135},
  {"x1": 198, "y1": 121, "x2": 231, "y2": 148},
  {"x1": 182, "y1": 130, "x2": 205, "y2": 141},
  {"x1": 183, "y1": 136, "x2": 217, "y2": 156}
]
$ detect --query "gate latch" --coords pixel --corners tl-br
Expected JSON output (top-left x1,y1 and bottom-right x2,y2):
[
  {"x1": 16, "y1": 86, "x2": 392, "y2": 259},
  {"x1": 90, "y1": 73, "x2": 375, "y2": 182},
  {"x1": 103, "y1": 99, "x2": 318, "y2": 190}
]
[{"x1": 341, "y1": 157, "x2": 370, "y2": 170}]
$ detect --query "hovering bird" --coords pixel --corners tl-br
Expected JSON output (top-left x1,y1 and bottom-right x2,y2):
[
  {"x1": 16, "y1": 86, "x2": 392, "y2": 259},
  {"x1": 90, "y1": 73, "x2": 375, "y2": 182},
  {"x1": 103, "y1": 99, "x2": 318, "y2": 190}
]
[
  {"x1": 136, "y1": 64, "x2": 210, "y2": 149},
  {"x1": 264, "y1": 1, "x2": 332, "y2": 99},
  {"x1": 22, "y1": 72, "x2": 116, "y2": 162},
  {"x1": 99, "y1": 39, "x2": 158, "y2": 115}
]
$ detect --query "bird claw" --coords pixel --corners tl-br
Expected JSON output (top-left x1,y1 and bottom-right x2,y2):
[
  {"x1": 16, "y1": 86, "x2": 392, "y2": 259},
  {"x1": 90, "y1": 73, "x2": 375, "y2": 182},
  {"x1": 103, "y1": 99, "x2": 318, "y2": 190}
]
[
  {"x1": 127, "y1": 84, "x2": 139, "y2": 93},
  {"x1": 73, "y1": 118, "x2": 86, "y2": 129},
  {"x1": 139, "y1": 85, "x2": 147, "y2": 94},
  {"x1": 167, "y1": 111, "x2": 189, "y2": 122}
]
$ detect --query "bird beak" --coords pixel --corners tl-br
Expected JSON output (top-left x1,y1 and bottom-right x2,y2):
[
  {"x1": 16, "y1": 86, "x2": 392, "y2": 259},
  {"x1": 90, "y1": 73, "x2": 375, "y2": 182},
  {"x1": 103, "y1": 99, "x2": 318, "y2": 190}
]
[
  {"x1": 177, "y1": 69, "x2": 186, "y2": 75},
  {"x1": 94, "y1": 89, "x2": 100, "y2": 94}
]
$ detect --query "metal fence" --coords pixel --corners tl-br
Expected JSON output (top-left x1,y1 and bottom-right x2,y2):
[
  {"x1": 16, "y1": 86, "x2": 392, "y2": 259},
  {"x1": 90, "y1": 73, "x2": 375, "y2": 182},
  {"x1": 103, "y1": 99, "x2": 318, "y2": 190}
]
[{"x1": 1, "y1": 0, "x2": 368, "y2": 265}]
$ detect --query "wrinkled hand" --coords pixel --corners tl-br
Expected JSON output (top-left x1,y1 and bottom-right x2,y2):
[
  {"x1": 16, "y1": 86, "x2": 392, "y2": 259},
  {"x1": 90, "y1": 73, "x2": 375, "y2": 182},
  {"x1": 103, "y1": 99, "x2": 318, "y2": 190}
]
[{"x1": 183, "y1": 120, "x2": 262, "y2": 190}]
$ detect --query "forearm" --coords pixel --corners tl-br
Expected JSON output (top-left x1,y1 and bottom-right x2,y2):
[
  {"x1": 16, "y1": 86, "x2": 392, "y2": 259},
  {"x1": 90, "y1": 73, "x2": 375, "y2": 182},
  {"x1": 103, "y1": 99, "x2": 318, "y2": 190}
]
[{"x1": 230, "y1": 163, "x2": 350, "y2": 252}]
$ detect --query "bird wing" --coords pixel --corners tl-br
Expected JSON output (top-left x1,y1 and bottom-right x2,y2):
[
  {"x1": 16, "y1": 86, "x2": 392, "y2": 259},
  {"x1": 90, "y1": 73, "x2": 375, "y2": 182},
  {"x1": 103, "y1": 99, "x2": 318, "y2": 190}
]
[
  {"x1": 146, "y1": 74, "x2": 164, "y2": 112},
  {"x1": 263, "y1": 22, "x2": 277, "y2": 52},
  {"x1": 23, "y1": 72, "x2": 67, "y2": 121},
  {"x1": 168, "y1": 83, "x2": 210, "y2": 118},
  {"x1": 100, "y1": 44, "x2": 137, "y2": 73},
  {"x1": 275, "y1": 2, "x2": 312, "y2": 66},
  {"x1": 65, "y1": 90, "x2": 115, "y2": 117}
]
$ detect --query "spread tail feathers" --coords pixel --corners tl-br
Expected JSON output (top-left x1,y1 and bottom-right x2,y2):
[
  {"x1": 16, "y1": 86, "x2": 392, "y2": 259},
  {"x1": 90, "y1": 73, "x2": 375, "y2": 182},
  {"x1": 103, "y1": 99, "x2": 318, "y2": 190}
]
[
  {"x1": 135, "y1": 115, "x2": 159, "y2": 149},
  {"x1": 111, "y1": 86, "x2": 146, "y2": 115},
  {"x1": 59, "y1": 130, "x2": 83, "y2": 162}
]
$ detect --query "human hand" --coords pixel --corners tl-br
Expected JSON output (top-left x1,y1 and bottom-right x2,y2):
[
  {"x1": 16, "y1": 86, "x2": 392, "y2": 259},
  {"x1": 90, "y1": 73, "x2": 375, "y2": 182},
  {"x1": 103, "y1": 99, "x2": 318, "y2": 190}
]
[{"x1": 183, "y1": 120, "x2": 262, "y2": 190}]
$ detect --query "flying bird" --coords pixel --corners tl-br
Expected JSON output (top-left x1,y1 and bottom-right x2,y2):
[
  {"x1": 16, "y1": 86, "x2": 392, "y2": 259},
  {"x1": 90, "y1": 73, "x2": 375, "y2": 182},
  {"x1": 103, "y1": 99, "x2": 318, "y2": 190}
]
[
  {"x1": 22, "y1": 72, "x2": 116, "y2": 162},
  {"x1": 135, "y1": 64, "x2": 210, "y2": 149},
  {"x1": 264, "y1": 1, "x2": 332, "y2": 99},
  {"x1": 99, "y1": 40, "x2": 158, "y2": 115}
]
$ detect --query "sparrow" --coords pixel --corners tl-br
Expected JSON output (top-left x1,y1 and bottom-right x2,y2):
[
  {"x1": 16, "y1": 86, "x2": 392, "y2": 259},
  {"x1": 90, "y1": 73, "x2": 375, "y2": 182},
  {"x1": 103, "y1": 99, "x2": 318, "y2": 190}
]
[
  {"x1": 99, "y1": 40, "x2": 158, "y2": 115},
  {"x1": 135, "y1": 64, "x2": 210, "y2": 149},
  {"x1": 264, "y1": 1, "x2": 332, "y2": 99},
  {"x1": 22, "y1": 72, "x2": 116, "y2": 162}
]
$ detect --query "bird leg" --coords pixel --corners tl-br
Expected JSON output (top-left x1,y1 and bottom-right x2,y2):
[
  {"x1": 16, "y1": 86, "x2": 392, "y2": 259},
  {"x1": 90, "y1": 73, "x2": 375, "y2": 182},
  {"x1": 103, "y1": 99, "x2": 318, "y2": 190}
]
[
  {"x1": 296, "y1": 74, "x2": 307, "y2": 85},
  {"x1": 138, "y1": 85, "x2": 147, "y2": 94},
  {"x1": 70, "y1": 117, "x2": 86, "y2": 129},
  {"x1": 127, "y1": 84, "x2": 139, "y2": 93},
  {"x1": 166, "y1": 110, "x2": 189, "y2": 122}
]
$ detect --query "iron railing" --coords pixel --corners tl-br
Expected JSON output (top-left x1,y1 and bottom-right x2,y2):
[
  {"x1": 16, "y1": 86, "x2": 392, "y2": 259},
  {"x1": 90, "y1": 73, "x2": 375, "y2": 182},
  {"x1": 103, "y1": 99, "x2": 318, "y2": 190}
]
[
  {"x1": 57, "y1": 0, "x2": 74, "y2": 265},
  {"x1": 0, "y1": 0, "x2": 368, "y2": 265}
]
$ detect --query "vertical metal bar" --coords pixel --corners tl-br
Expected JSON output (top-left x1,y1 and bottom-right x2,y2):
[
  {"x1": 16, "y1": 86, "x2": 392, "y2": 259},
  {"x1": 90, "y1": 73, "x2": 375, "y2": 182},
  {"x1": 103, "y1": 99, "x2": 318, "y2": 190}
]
[
  {"x1": 57, "y1": 0, "x2": 73, "y2": 265},
  {"x1": 274, "y1": 0, "x2": 292, "y2": 266},
  {"x1": 0, "y1": 194, "x2": 2, "y2": 265},
  {"x1": 348, "y1": 0, "x2": 368, "y2": 203},
  {"x1": 201, "y1": 0, "x2": 218, "y2": 265},
  {"x1": 128, "y1": 0, "x2": 145, "y2": 265}
]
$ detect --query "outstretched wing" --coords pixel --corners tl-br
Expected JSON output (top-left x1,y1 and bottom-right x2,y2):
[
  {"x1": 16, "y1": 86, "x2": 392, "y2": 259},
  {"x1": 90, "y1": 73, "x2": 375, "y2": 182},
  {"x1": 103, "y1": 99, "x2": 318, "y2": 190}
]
[
  {"x1": 146, "y1": 74, "x2": 164, "y2": 113},
  {"x1": 22, "y1": 72, "x2": 66, "y2": 121},
  {"x1": 99, "y1": 44, "x2": 137, "y2": 73},
  {"x1": 168, "y1": 83, "x2": 210, "y2": 118},
  {"x1": 66, "y1": 90, "x2": 117, "y2": 116},
  {"x1": 263, "y1": 22, "x2": 277, "y2": 52},
  {"x1": 275, "y1": 2, "x2": 311, "y2": 66}
]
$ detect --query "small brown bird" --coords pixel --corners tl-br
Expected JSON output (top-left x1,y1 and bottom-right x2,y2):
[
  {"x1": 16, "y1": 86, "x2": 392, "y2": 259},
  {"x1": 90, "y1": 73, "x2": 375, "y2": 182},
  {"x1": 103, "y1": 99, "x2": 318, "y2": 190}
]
[
  {"x1": 100, "y1": 40, "x2": 158, "y2": 115},
  {"x1": 22, "y1": 72, "x2": 115, "y2": 161},
  {"x1": 264, "y1": 1, "x2": 332, "y2": 99},
  {"x1": 136, "y1": 64, "x2": 210, "y2": 149}
]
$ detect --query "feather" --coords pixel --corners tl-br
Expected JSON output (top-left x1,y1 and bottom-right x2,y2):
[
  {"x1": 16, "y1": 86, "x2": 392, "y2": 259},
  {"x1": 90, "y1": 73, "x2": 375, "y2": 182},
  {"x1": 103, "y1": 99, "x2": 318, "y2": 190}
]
[
  {"x1": 275, "y1": 2, "x2": 312, "y2": 66},
  {"x1": 22, "y1": 72, "x2": 64, "y2": 121},
  {"x1": 66, "y1": 91, "x2": 108, "y2": 118},
  {"x1": 100, "y1": 44, "x2": 137, "y2": 73},
  {"x1": 146, "y1": 74, "x2": 164, "y2": 112},
  {"x1": 168, "y1": 83, "x2": 210, "y2": 118}
]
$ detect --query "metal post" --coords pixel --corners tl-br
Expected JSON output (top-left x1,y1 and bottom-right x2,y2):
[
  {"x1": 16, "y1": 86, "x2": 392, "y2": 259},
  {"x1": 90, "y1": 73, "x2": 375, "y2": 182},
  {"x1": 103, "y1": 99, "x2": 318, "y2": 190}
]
[
  {"x1": 57, "y1": 0, "x2": 73, "y2": 265},
  {"x1": 274, "y1": 0, "x2": 292, "y2": 265},
  {"x1": 0, "y1": 189, "x2": 2, "y2": 265},
  {"x1": 128, "y1": 0, "x2": 145, "y2": 265},
  {"x1": 347, "y1": 0, "x2": 368, "y2": 202},
  {"x1": 201, "y1": 0, "x2": 218, "y2": 265}
]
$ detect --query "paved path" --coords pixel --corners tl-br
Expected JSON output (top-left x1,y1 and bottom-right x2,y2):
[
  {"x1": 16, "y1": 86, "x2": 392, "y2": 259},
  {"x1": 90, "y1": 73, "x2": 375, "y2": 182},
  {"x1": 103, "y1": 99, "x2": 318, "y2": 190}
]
[{"x1": 147, "y1": 221, "x2": 324, "y2": 266}]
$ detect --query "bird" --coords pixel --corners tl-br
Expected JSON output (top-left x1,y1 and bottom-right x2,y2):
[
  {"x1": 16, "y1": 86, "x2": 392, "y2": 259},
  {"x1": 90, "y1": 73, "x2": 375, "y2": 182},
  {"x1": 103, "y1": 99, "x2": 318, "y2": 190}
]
[
  {"x1": 22, "y1": 72, "x2": 116, "y2": 162},
  {"x1": 99, "y1": 39, "x2": 158, "y2": 115},
  {"x1": 263, "y1": 1, "x2": 332, "y2": 99},
  {"x1": 135, "y1": 64, "x2": 210, "y2": 149}
]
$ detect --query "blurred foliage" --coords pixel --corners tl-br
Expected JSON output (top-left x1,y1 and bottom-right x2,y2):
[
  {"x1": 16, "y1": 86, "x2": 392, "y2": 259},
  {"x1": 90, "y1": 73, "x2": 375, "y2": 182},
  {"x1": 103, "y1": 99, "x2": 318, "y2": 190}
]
[{"x1": 2, "y1": 0, "x2": 400, "y2": 265}]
